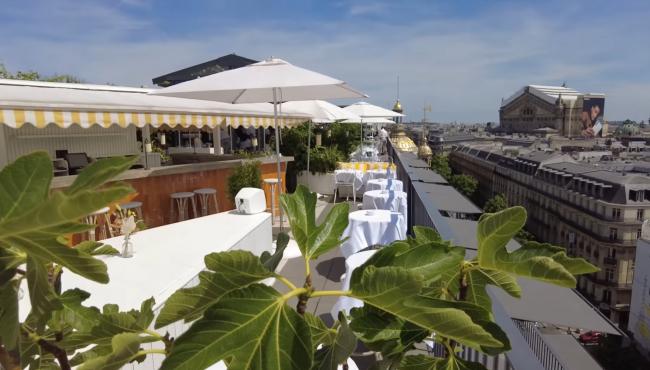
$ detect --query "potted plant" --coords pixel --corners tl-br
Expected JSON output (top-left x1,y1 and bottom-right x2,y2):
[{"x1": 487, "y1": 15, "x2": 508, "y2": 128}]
[
  {"x1": 227, "y1": 160, "x2": 262, "y2": 202},
  {"x1": 296, "y1": 146, "x2": 342, "y2": 195}
]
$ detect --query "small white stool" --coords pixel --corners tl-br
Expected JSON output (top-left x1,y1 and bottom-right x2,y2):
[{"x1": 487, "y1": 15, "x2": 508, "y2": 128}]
[
  {"x1": 170, "y1": 192, "x2": 198, "y2": 222},
  {"x1": 84, "y1": 207, "x2": 113, "y2": 241},
  {"x1": 263, "y1": 178, "x2": 281, "y2": 221},
  {"x1": 120, "y1": 201, "x2": 143, "y2": 219},
  {"x1": 193, "y1": 188, "x2": 219, "y2": 216}
]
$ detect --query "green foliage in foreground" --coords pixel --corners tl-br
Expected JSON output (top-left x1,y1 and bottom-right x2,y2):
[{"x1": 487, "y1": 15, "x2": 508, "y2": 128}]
[{"x1": 0, "y1": 153, "x2": 598, "y2": 370}]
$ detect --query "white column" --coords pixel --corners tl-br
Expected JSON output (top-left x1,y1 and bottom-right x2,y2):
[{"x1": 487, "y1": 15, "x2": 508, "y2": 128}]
[
  {"x1": 142, "y1": 125, "x2": 151, "y2": 169},
  {"x1": 212, "y1": 127, "x2": 222, "y2": 155}
]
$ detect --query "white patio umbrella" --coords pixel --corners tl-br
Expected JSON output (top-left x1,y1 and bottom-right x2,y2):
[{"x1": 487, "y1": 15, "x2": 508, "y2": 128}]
[
  {"x1": 150, "y1": 58, "x2": 366, "y2": 226},
  {"x1": 342, "y1": 117, "x2": 396, "y2": 124},
  {"x1": 342, "y1": 101, "x2": 404, "y2": 118},
  {"x1": 280, "y1": 100, "x2": 361, "y2": 177},
  {"x1": 342, "y1": 102, "x2": 405, "y2": 146}
]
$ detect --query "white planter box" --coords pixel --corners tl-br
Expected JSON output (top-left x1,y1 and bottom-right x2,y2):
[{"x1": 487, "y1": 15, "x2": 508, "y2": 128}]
[{"x1": 297, "y1": 171, "x2": 335, "y2": 195}]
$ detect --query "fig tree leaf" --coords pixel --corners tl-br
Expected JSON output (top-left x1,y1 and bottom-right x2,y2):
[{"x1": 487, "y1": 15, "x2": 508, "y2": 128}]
[
  {"x1": 353, "y1": 240, "x2": 465, "y2": 285},
  {"x1": 350, "y1": 266, "x2": 502, "y2": 350},
  {"x1": 412, "y1": 226, "x2": 441, "y2": 243},
  {"x1": 313, "y1": 312, "x2": 356, "y2": 370},
  {"x1": 401, "y1": 354, "x2": 488, "y2": 370},
  {"x1": 76, "y1": 241, "x2": 120, "y2": 256},
  {"x1": 0, "y1": 184, "x2": 133, "y2": 284},
  {"x1": 0, "y1": 151, "x2": 51, "y2": 220},
  {"x1": 467, "y1": 268, "x2": 520, "y2": 307},
  {"x1": 77, "y1": 332, "x2": 142, "y2": 370},
  {"x1": 0, "y1": 154, "x2": 135, "y2": 284},
  {"x1": 261, "y1": 232, "x2": 290, "y2": 272},
  {"x1": 66, "y1": 156, "x2": 138, "y2": 195},
  {"x1": 304, "y1": 312, "x2": 336, "y2": 348},
  {"x1": 155, "y1": 250, "x2": 274, "y2": 328},
  {"x1": 160, "y1": 284, "x2": 312, "y2": 370},
  {"x1": 477, "y1": 207, "x2": 598, "y2": 288},
  {"x1": 57, "y1": 291, "x2": 155, "y2": 349},
  {"x1": 26, "y1": 257, "x2": 62, "y2": 324},
  {"x1": 0, "y1": 279, "x2": 20, "y2": 349},
  {"x1": 349, "y1": 306, "x2": 429, "y2": 360},
  {"x1": 280, "y1": 185, "x2": 349, "y2": 260}
]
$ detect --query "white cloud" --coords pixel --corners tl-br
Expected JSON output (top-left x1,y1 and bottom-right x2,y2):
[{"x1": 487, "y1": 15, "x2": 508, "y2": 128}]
[{"x1": 348, "y1": 3, "x2": 387, "y2": 16}]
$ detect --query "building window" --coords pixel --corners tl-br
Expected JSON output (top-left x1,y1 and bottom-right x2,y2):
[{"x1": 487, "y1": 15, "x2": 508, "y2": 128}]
[
  {"x1": 638, "y1": 209, "x2": 645, "y2": 221},
  {"x1": 612, "y1": 208, "x2": 621, "y2": 220},
  {"x1": 638, "y1": 229, "x2": 643, "y2": 239},
  {"x1": 602, "y1": 289, "x2": 611, "y2": 304},
  {"x1": 605, "y1": 268, "x2": 615, "y2": 282},
  {"x1": 630, "y1": 190, "x2": 644, "y2": 202},
  {"x1": 609, "y1": 228, "x2": 618, "y2": 241}
]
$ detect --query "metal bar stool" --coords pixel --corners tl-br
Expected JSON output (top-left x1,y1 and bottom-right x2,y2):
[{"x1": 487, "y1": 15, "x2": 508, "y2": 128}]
[
  {"x1": 170, "y1": 192, "x2": 198, "y2": 223},
  {"x1": 120, "y1": 201, "x2": 143, "y2": 219},
  {"x1": 263, "y1": 178, "x2": 281, "y2": 221},
  {"x1": 193, "y1": 188, "x2": 219, "y2": 216},
  {"x1": 84, "y1": 207, "x2": 113, "y2": 241}
]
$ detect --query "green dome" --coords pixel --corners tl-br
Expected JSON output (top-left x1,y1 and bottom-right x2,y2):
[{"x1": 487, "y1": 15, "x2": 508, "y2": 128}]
[{"x1": 615, "y1": 122, "x2": 640, "y2": 136}]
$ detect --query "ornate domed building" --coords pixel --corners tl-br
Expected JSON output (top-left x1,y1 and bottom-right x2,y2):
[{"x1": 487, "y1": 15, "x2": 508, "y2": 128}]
[
  {"x1": 392, "y1": 99, "x2": 403, "y2": 124},
  {"x1": 417, "y1": 134, "x2": 433, "y2": 164},
  {"x1": 614, "y1": 122, "x2": 641, "y2": 137},
  {"x1": 390, "y1": 124, "x2": 417, "y2": 153}
]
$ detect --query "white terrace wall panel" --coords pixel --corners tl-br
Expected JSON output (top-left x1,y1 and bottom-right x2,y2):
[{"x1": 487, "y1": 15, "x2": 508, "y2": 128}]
[{"x1": 3, "y1": 124, "x2": 139, "y2": 162}]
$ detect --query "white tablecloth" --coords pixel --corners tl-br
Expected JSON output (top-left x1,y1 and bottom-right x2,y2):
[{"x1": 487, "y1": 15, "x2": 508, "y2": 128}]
[
  {"x1": 334, "y1": 169, "x2": 365, "y2": 191},
  {"x1": 331, "y1": 250, "x2": 377, "y2": 318},
  {"x1": 340, "y1": 210, "x2": 406, "y2": 258},
  {"x1": 366, "y1": 178, "x2": 403, "y2": 192},
  {"x1": 362, "y1": 190, "x2": 407, "y2": 217},
  {"x1": 366, "y1": 169, "x2": 397, "y2": 181}
]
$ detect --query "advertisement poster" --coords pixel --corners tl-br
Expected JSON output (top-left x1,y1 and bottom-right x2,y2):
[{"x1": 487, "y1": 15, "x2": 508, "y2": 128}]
[{"x1": 579, "y1": 96, "x2": 606, "y2": 138}]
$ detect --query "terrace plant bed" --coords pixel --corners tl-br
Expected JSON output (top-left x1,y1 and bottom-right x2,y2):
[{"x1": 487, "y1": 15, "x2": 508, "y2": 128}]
[{"x1": 296, "y1": 171, "x2": 335, "y2": 195}]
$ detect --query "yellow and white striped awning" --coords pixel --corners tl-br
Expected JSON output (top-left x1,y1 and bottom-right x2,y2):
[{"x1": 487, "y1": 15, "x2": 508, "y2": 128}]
[
  {"x1": 0, "y1": 79, "x2": 309, "y2": 130},
  {"x1": 0, "y1": 108, "x2": 304, "y2": 129}
]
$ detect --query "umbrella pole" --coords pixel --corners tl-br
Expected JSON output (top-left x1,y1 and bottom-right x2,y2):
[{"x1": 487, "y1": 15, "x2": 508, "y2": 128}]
[
  {"x1": 272, "y1": 88, "x2": 284, "y2": 230},
  {"x1": 307, "y1": 120, "x2": 312, "y2": 186}
]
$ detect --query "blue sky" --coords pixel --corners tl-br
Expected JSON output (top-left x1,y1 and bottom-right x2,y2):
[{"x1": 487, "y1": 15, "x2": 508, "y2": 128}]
[{"x1": 1, "y1": 0, "x2": 648, "y2": 122}]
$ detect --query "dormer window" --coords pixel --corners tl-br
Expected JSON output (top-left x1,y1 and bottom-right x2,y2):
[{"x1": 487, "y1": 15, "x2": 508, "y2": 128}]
[{"x1": 630, "y1": 190, "x2": 645, "y2": 202}]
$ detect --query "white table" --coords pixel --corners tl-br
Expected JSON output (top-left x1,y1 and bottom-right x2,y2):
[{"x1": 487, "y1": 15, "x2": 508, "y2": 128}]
[
  {"x1": 366, "y1": 178, "x2": 403, "y2": 192},
  {"x1": 366, "y1": 168, "x2": 397, "y2": 181},
  {"x1": 362, "y1": 190, "x2": 407, "y2": 220},
  {"x1": 331, "y1": 250, "x2": 377, "y2": 318},
  {"x1": 20, "y1": 210, "x2": 272, "y2": 370},
  {"x1": 340, "y1": 210, "x2": 406, "y2": 258}
]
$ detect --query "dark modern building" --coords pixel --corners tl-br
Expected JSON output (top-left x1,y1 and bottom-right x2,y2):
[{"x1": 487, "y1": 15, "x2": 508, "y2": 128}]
[{"x1": 152, "y1": 53, "x2": 258, "y2": 87}]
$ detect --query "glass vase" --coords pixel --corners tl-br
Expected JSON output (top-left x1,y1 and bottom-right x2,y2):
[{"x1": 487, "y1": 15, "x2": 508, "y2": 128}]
[{"x1": 121, "y1": 237, "x2": 134, "y2": 258}]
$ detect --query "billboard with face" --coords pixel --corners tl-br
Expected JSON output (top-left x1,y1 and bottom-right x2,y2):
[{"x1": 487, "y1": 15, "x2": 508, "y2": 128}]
[{"x1": 579, "y1": 96, "x2": 605, "y2": 137}]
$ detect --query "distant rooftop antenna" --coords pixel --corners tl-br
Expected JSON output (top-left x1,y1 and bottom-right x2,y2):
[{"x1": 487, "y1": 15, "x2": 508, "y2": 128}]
[
  {"x1": 396, "y1": 75, "x2": 400, "y2": 100},
  {"x1": 422, "y1": 104, "x2": 432, "y2": 123}
]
